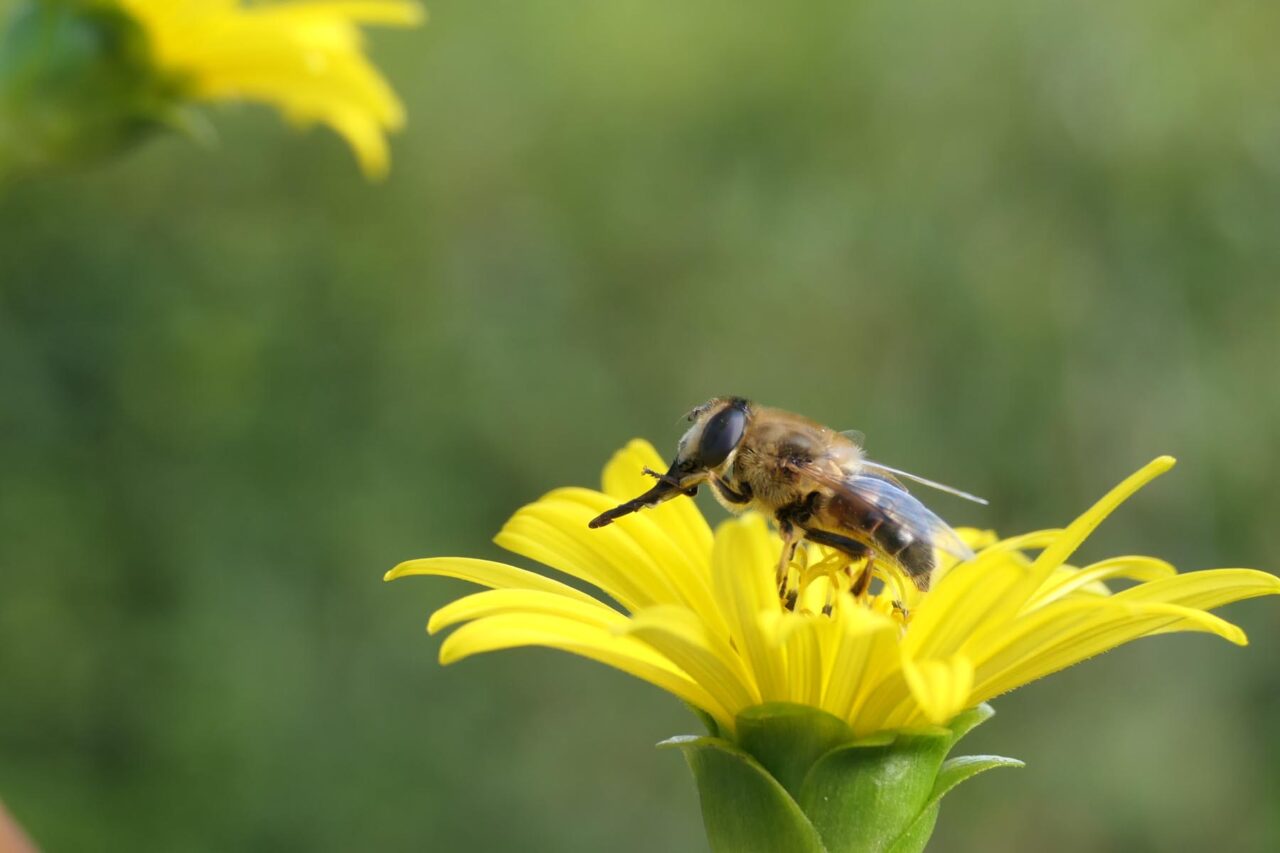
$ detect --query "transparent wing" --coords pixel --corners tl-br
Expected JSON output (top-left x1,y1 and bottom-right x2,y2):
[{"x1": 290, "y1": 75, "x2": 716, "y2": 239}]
[
  {"x1": 837, "y1": 429, "x2": 987, "y2": 506},
  {"x1": 848, "y1": 474, "x2": 975, "y2": 561},
  {"x1": 793, "y1": 459, "x2": 977, "y2": 562},
  {"x1": 839, "y1": 428, "x2": 866, "y2": 447},
  {"x1": 861, "y1": 459, "x2": 989, "y2": 506}
]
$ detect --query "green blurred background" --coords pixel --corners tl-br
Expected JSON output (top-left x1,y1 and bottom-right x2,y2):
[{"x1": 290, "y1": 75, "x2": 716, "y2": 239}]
[{"x1": 2, "y1": 0, "x2": 1279, "y2": 850}]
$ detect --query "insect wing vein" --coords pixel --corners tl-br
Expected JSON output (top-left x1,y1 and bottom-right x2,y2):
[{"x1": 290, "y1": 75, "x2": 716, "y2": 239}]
[{"x1": 844, "y1": 474, "x2": 975, "y2": 561}]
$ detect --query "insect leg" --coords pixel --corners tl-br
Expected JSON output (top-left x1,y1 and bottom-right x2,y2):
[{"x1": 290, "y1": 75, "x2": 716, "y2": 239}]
[
  {"x1": 800, "y1": 525, "x2": 875, "y2": 600},
  {"x1": 850, "y1": 558, "x2": 874, "y2": 598},
  {"x1": 711, "y1": 475, "x2": 752, "y2": 505},
  {"x1": 795, "y1": 527, "x2": 871, "y2": 562},
  {"x1": 775, "y1": 519, "x2": 805, "y2": 603},
  {"x1": 774, "y1": 494, "x2": 821, "y2": 602}
]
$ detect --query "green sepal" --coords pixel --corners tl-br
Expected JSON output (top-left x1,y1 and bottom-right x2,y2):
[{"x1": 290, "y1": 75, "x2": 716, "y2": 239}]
[
  {"x1": 944, "y1": 702, "x2": 995, "y2": 745},
  {"x1": 886, "y1": 802, "x2": 939, "y2": 853},
  {"x1": 736, "y1": 703, "x2": 855, "y2": 799},
  {"x1": 890, "y1": 755, "x2": 1024, "y2": 852},
  {"x1": 686, "y1": 703, "x2": 723, "y2": 739},
  {"x1": 0, "y1": 0, "x2": 180, "y2": 175},
  {"x1": 932, "y1": 754, "x2": 1025, "y2": 802},
  {"x1": 798, "y1": 731, "x2": 953, "y2": 853},
  {"x1": 664, "y1": 702, "x2": 1021, "y2": 853},
  {"x1": 658, "y1": 735, "x2": 829, "y2": 853},
  {"x1": 885, "y1": 703, "x2": 1021, "y2": 853}
]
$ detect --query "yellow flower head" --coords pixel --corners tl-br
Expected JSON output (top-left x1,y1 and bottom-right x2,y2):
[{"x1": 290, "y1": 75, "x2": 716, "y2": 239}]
[
  {"x1": 117, "y1": 0, "x2": 424, "y2": 178},
  {"x1": 387, "y1": 440, "x2": 1279, "y2": 738}
]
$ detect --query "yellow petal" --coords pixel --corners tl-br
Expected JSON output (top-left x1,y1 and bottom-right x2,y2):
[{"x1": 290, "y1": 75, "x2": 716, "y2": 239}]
[
  {"x1": 313, "y1": 102, "x2": 393, "y2": 179},
  {"x1": 819, "y1": 604, "x2": 901, "y2": 726},
  {"x1": 120, "y1": 0, "x2": 422, "y2": 179},
  {"x1": 970, "y1": 598, "x2": 1247, "y2": 703},
  {"x1": 496, "y1": 509, "x2": 658, "y2": 612},
  {"x1": 624, "y1": 605, "x2": 760, "y2": 721},
  {"x1": 766, "y1": 612, "x2": 826, "y2": 708},
  {"x1": 427, "y1": 588, "x2": 626, "y2": 635},
  {"x1": 544, "y1": 487, "x2": 728, "y2": 636},
  {"x1": 271, "y1": 3, "x2": 426, "y2": 27},
  {"x1": 385, "y1": 556, "x2": 600, "y2": 606},
  {"x1": 1028, "y1": 457, "x2": 1176, "y2": 583},
  {"x1": 979, "y1": 529, "x2": 1063, "y2": 554},
  {"x1": 1111, "y1": 568, "x2": 1280, "y2": 612},
  {"x1": 929, "y1": 528, "x2": 1002, "y2": 585},
  {"x1": 1026, "y1": 556, "x2": 1178, "y2": 609},
  {"x1": 391, "y1": 442, "x2": 1277, "y2": 744},
  {"x1": 902, "y1": 655, "x2": 975, "y2": 726},
  {"x1": 853, "y1": 670, "x2": 915, "y2": 736},
  {"x1": 902, "y1": 552, "x2": 1031, "y2": 661},
  {"x1": 552, "y1": 487, "x2": 708, "y2": 581},
  {"x1": 440, "y1": 612, "x2": 731, "y2": 732},
  {"x1": 712, "y1": 515, "x2": 791, "y2": 702},
  {"x1": 956, "y1": 528, "x2": 1000, "y2": 550},
  {"x1": 518, "y1": 493, "x2": 687, "y2": 602},
  {"x1": 601, "y1": 439, "x2": 714, "y2": 560}
]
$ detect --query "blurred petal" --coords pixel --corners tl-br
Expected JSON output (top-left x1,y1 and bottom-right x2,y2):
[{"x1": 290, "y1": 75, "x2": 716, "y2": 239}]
[
  {"x1": 270, "y1": 3, "x2": 426, "y2": 26},
  {"x1": 440, "y1": 612, "x2": 728, "y2": 729},
  {"x1": 427, "y1": 588, "x2": 625, "y2": 635},
  {"x1": 119, "y1": 0, "x2": 422, "y2": 177},
  {"x1": 385, "y1": 556, "x2": 600, "y2": 605}
]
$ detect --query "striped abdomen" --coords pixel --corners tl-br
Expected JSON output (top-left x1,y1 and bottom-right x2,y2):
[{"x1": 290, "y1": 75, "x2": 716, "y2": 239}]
[{"x1": 822, "y1": 490, "x2": 936, "y2": 590}]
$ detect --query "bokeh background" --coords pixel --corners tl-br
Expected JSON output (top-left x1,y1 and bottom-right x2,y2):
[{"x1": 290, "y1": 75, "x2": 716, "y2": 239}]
[{"x1": 3, "y1": 0, "x2": 1279, "y2": 850}]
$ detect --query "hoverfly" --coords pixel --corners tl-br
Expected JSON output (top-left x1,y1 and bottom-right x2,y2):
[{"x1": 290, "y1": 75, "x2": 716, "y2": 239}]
[{"x1": 588, "y1": 397, "x2": 985, "y2": 599}]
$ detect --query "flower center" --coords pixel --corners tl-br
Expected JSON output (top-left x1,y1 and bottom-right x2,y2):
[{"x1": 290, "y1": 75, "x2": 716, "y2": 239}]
[{"x1": 779, "y1": 545, "x2": 914, "y2": 626}]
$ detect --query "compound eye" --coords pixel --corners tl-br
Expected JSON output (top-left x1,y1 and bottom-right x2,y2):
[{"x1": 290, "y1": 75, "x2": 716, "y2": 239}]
[{"x1": 697, "y1": 405, "x2": 746, "y2": 468}]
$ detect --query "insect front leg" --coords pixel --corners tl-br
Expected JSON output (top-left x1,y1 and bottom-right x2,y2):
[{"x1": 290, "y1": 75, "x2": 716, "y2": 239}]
[
  {"x1": 773, "y1": 492, "x2": 822, "y2": 605},
  {"x1": 711, "y1": 474, "x2": 752, "y2": 505},
  {"x1": 774, "y1": 518, "x2": 804, "y2": 605}
]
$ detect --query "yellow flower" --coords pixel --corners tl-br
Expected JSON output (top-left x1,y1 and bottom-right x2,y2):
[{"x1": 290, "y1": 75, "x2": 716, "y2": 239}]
[
  {"x1": 387, "y1": 440, "x2": 1279, "y2": 738},
  {"x1": 117, "y1": 0, "x2": 424, "y2": 178}
]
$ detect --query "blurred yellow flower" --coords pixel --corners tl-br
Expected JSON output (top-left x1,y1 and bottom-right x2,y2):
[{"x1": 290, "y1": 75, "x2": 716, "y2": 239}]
[
  {"x1": 388, "y1": 440, "x2": 1279, "y2": 738},
  {"x1": 118, "y1": 0, "x2": 424, "y2": 178}
]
